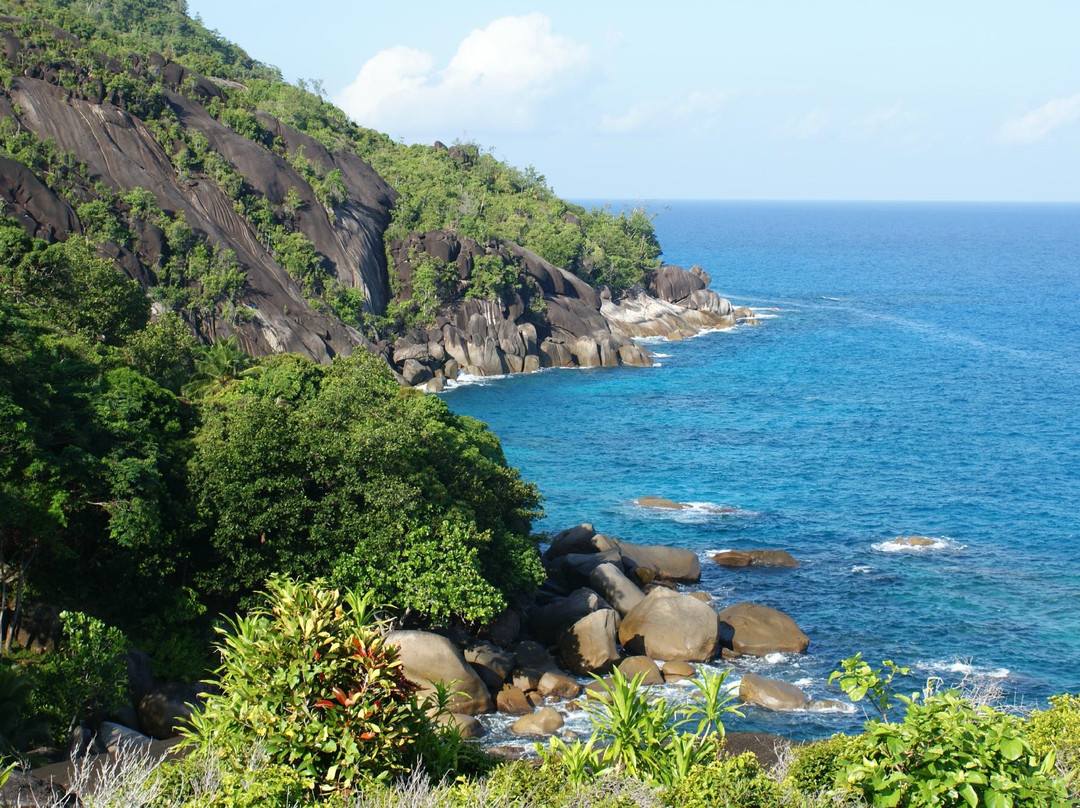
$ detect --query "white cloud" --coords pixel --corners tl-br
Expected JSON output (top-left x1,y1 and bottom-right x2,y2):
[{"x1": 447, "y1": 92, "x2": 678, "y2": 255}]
[
  {"x1": 850, "y1": 103, "x2": 929, "y2": 145},
  {"x1": 785, "y1": 109, "x2": 828, "y2": 140},
  {"x1": 1000, "y1": 94, "x2": 1080, "y2": 144},
  {"x1": 335, "y1": 13, "x2": 588, "y2": 136},
  {"x1": 598, "y1": 90, "x2": 738, "y2": 136}
]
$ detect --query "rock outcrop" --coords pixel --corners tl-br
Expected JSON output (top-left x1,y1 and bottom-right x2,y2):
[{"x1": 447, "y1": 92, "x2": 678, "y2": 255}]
[
  {"x1": 716, "y1": 603, "x2": 809, "y2": 657},
  {"x1": 739, "y1": 674, "x2": 809, "y2": 712},
  {"x1": 712, "y1": 550, "x2": 801, "y2": 568},
  {"x1": 386, "y1": 630, "x2": 493, "y2": 715},
  {"x1": 618, "y1": 589, "x2": 720, "y2": 662}
]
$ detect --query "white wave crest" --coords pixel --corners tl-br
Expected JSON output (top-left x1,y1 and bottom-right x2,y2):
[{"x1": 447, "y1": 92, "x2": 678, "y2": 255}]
[
  {"x1": 851, "y1": 565, "x2": 873, "y2": 574},
  {"x1": 872, "y1": 536, "x2": 965, "y2": 553},
  {"x1": 918, "y1": 659, "x2": 1010, "y2": 680}
]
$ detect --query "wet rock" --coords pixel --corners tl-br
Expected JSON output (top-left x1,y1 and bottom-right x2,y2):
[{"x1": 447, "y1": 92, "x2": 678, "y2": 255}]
[
  {"x1": 635, "y1": 496, "x2": 688, "y2": 510},
  {"x1": 617, "y1": 656, "x2": 664, "y2": 686},
  {"x1": 510, "y1": 707, "x2": 564, "y2": 737},
  {"x1": 712, "y1": 550, "x2": 800, "y2": 568},
  {"x1": 662, "y1": 660, "x2": 697, "y2": 682},
  {"x1": 739, "y1": 673, "x2": 808, "y2": 712},
  {"x1": 537, "y1": 670, "x2": 582, "y2": 700},
  {"x1": 496, "y1": 685, "x2": 533, "y2": 716},
  {"x1": 716, "y1": 603, "x2": 809, "y2": 657}
]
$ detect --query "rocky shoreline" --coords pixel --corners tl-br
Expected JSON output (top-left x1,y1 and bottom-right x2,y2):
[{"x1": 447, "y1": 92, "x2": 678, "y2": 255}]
[{"x1": 387, "y1": 236, "x2": 761, "y2": 390}]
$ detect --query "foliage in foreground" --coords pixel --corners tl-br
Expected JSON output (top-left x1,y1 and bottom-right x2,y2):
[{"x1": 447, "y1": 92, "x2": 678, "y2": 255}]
[{"x1": 184, "y1": 577, "x2": 450, "y2": 795}]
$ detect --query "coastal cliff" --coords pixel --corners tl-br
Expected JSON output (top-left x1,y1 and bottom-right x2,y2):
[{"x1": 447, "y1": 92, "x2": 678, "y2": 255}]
[{"x1": 0, "y1": 8, "x2": 752, "y2": 384}]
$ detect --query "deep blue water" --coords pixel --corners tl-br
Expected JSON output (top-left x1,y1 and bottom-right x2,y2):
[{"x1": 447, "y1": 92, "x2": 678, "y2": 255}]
[{"x1": 445, "y1": 201, "x2": 1080, "y2": 739}]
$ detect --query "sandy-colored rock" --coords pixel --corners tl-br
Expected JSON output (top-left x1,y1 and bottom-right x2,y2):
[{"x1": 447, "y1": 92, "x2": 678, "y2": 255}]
[
  {"x1": 739, "y1": 673, "x2": 808, "y2": 712},
  {"x1": 537, "y1": 670, "x2": 582, "y2": 700},
  {"x1": 558, "y1": 609, "x2": 619, "y2": 675},
  {"x1": 892, "y1": 536, "x2": 937, "y2": 547},
  {"x1": 464, "y1": 641, "x2": 514, "y2": 691},
  {"x1": 510, "y1": 707, "x2": 564, "y2": 737},
  {"x1": 387, "y1": 630, "x2": 492, "y2": 714},
  {"x1": 712, "y1": 549, "x2": 800, "y2": 568},
  {"x1": 618, "y1": 589, "x2": 719, "y2": 662},
  {"x1": 635, "y1": 496, "x2": 688, "y2": 510},
  {"x1": 617, "y1": 656, "x2": 664, "y2": 686},
  {"x1": 589, "y1": 562, "x2": 645, "y2": 616},
  {"x1": 662, "y1": 660, "x2": 696, "y2": 682},
  {"x1": 716, "y1": 603, "x2": 809, "y2": 657},
  {"x1": 616, "y1": 540, "x2": 702, "y2": 583},
  {"x1": 496, "y1": 685, "x2": 533, "y2": 716}
]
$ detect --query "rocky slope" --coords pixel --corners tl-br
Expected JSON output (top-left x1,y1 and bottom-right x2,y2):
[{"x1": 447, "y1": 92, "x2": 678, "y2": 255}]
[{"x1": 0, "y1": 12, "x2": 751, "y2": 382}]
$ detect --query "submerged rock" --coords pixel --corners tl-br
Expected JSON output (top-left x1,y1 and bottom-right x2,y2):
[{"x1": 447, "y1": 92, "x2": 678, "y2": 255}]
[
  {"x1": 739, "y1": 674, "x2": 809, "y2": 712},
  {"x1": 712, "y1": 549, "x2": 800, "y2": 568}
]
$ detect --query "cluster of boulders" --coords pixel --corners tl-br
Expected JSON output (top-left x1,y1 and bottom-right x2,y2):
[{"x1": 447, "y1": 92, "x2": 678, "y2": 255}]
[{"x1": 384, "y1": 523, "x2": 814, "y2": 739}]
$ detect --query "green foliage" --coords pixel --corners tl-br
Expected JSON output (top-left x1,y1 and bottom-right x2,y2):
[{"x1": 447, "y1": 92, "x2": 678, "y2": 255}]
[
  {"x1": 185, "y1": 576, "x2": 430, "y2": 794},
  {"x1": 76, "y1": 198, "x2": 130, "y2": 246},
  {"x1": 830, "y1": 652, "x2": 912, "y2": 722},
  {"x1": 539, "y1": 666, "x2": 743, "y2": 788},
  {"x1": 1025, "y1": 694, "x2": 1080, "y2": 800},
  {"x1": 190, "y1": 350, "x2": 542, "y2": 622},
  {"x1": 0, "y1": 664, "x2": 47, "y2": 759},
  {"x1": 829, "y1": 657, "x2": 1071, "y2": 807},
  {"x1": 783, "y1": 734, "x2": 856, "y2": 797},
  {"x1": 662, "y1": 752, "x2": 783, "y2": 808},
  {"x1": 466, "y1": 253, "x2": 520, "y2": 301},
  {"x1": 181, "y1": 335, "x2": 252, "y2": 399},
  {"x1": 29, "y1": 611, "x2": 129, "y2": 746},
  {"x1": 156, "y1": 749, "x2": 305, "y2": 807}
]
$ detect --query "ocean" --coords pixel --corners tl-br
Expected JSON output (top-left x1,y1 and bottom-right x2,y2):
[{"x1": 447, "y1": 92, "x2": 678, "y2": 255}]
[{"x1": 443, "y1": 201, "x2": 1080, "y2": 739}]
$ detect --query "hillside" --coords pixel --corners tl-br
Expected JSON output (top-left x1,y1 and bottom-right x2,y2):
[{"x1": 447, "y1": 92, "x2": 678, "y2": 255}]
[{"x1": 0, "y1": 0, "x2": 740, "y2": 384}]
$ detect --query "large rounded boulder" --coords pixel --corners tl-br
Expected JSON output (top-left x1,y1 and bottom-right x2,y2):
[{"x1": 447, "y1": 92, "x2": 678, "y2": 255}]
[
  {"x1": 616, "y1": 540, "x2": 701, "y2": 583},
  {"x1": 386, "y1": 630, "x2": 492, "y2": 714},
  {"x1": 739, "y1": 673, "x2": 809, "y2": 712},
  {"x1": 716, "y1": 603, "x2": 809, "y2": 657},
  {"x1": 618, "y1": 589, "x2": 719, "y2": 662},
  {"x1": 558, "y1": 609, "x2": 620, "y2": 675}
]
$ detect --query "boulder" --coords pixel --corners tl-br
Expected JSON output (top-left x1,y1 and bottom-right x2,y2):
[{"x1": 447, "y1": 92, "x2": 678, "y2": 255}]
[
  {"x1": 649, "y1": 265, "x2": 708, "y2": 304},
  {"x1": 616, "y1": 540, "x2": 701, "y2": 583},
  {"x1": 401, "y1": 358, "x2": 432, "y2": 386},
  {"x1": 739, "y1": 673, "x2": 808, "y2": 712},
  {"x1": 138, "y1": 683, "x2": 202, "y2": 739},
  {"x1": 539, "y1": 338, "x2": 573, "y2": 367},
  {"x1": 512, "y1": 641, "x2": 559, "y2": 672},
  {"x1": 496, "y1": 685, "x2": 534, "y2": 716},
  {"x1": 558, "y1": 609, "x2": 620, "y2": 675},
  {"x1": 662, "y1": 660, "x2": 697, "y2": 682},
  {"x1": 635, "y1": 496, "x2": 688, "y2": 510},
  {"x1": 98, "y1": 721, "x2": 153, "y2": 753},
  {"x1": 561, "y1": 548, "x2": 623, "y2": 578},
  {"x1": 529, "y1": 588, "x2": 614, "y2": 645},
  {"x1": 446, "y1": 712, "x2": 485, "y2": 739},
  {"x1": 588, "y1": 562, "x2": 645, "y2": 617},
  {"x1": 510, "y1": 707, "x2": 564, "y2": 737},
  {"x1": 537, "y1": 670, "x2": 582, "y2": 700},
  {"x1": 716, "y1": 603, "x2": 809, "y2": 657},
  {"x1": 712, "y1": 550, "x2": 800, "y2": 568},
  {"x1": 484, "y1": 608, "x2": 521, "y2": 647},
  {"x1": 387, "y1": 630, "x2": 492, "y2": 714},
  {"x1": 544, "y1": 524, "x2": 619, "y2": 560},
  {"x1": 891, "y1": 536, "x2": 937, "y2": 547},
  {"x1": 617, "y1": 656, "x2": 664, "y2": 686},
  {"x1": 687, "y1": 591, "x2": 714, "y2": 604},
  {"x1": 618, "y1": 589, "x2": 719, "y2": 662},
  {"x1": 510, "y1": 669, "x2": 543, "y2": 692},
  {"x1": 464, "y1": 641, "x2": 515, "y2": 691}
]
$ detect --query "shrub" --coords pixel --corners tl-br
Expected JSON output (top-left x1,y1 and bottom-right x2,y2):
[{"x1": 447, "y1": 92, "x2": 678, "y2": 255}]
[
  {"x1": 538, "y1": 666, "x2": 742, "y2": 788},
  {"x1": 154, "y1": 748, "x2": 305, "y2": 808},
  {"x1": 184, "y1": 576, "x2": 434, "y2": 795},
  {"x1": 29, "y1": 611, "x2": 129, "y2": 747},
  {"x1": 662, "y1": 752, "x2": 782, "y2": 808},
  {"x1": 782, "y1": 734, "x2": 855, "y2": 798},
  {"x1": 1026, "y1": 694, "x2": 1080, "y2": 800},
  {"x1": 835, "y1": 689, "x2": 1070, "y2": 807}
]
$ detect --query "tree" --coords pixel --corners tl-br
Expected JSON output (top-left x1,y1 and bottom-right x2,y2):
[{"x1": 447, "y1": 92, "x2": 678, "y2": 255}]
[{"x1": 180, "y1": 335, "x2": 252, "y2": 399}]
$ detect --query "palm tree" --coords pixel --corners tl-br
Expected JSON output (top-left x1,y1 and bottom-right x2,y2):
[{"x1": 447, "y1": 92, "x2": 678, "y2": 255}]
[{"x1": 180, "y1": 335, "x2": 254, "y2": 399}]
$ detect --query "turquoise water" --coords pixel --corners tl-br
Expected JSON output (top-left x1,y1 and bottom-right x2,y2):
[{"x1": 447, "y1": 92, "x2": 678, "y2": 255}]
[{"x1": 445, "y1": 201, "x2": 1080, "y2": 738}]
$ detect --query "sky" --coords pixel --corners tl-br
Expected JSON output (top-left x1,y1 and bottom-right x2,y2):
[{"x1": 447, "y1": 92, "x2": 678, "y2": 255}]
[{"x1": 184, "y1": 1, "x2": 1080, "y2": 202}]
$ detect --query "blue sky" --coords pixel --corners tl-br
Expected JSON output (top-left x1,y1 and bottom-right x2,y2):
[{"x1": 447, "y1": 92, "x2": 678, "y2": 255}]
[{"x1": 185, "y1": 1, "x2": 1079, "y2": 201}]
